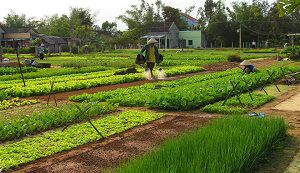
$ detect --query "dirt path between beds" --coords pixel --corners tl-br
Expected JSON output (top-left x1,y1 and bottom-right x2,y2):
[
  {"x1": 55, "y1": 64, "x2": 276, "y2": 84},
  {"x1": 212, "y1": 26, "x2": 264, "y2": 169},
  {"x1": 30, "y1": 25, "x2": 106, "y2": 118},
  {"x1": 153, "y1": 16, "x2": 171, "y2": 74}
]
[
  {"x1": 12, "y1": 111, "x2": 218, "y2": 173},
  {"x1": 254, "y1": 85, "x2": 300, "y2": 173}
]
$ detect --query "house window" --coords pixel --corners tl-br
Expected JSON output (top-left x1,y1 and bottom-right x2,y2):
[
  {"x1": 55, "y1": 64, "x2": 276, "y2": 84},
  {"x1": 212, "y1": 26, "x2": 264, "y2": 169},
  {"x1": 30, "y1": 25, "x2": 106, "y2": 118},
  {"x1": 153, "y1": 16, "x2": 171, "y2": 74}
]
[{"x1": 188, "y1": 40, "x2": 193, "y2": 46}]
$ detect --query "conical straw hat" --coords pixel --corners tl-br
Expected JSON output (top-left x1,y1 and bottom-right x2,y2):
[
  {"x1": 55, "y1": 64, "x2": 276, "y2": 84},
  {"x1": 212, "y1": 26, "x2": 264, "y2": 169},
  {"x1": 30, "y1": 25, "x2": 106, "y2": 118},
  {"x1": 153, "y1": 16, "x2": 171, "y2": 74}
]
[
  {"x1": 147, "y1": 38, "x2": 158, "y2": 44},
  {"x1": 240, "y1": 60, "x2": 253, "y2": 66}
]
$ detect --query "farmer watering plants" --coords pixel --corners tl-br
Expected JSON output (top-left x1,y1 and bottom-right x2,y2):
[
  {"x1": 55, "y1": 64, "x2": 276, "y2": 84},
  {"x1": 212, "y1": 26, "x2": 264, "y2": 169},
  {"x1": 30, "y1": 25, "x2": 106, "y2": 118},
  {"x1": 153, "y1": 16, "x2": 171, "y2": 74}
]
[
  {"x1": 139, "y1": 38, "x2": 160, "y2": 80},
  {"x1": 240, "y1": 60, "x2": 258, "y2": 74}
]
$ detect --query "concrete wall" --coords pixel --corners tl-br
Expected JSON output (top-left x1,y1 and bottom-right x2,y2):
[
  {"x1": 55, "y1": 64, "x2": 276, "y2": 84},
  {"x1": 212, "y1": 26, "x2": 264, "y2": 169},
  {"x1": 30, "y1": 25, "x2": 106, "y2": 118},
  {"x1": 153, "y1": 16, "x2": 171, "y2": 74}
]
[
  {"x1": 179, "y1": 31, "x2": 203, "y2": 48},
  {"x1": 167, "y1": 23, "x2": 179, "y2": 48}
]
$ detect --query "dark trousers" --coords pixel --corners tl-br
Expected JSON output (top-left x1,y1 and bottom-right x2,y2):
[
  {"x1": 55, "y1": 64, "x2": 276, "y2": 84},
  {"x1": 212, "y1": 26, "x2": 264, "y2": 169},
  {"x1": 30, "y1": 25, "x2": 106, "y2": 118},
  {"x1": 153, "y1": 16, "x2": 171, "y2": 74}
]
[
  {"x1": 146, "y1": 62, "x2": 155, "y2": 71},
  {"x1": 39, "y1": 53, "x2": 44, "y2": 60}
]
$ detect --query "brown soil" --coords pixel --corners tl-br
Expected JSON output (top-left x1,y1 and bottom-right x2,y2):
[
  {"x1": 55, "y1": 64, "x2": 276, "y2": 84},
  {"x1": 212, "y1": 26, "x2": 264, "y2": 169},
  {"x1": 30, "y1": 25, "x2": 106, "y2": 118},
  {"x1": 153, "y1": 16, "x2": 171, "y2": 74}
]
[
  {"x1": 12, "y1": 111, "x2": 218, "y2": 173},
  {"x1": 32, "y1": 58, "x2": 279, "y2": 102},
  {"x1": 256, "y1": 85, "x2": 300, "y2": 137},
  {"x1": 254, "y1": 85, "x2": 300, "y2": 173}
]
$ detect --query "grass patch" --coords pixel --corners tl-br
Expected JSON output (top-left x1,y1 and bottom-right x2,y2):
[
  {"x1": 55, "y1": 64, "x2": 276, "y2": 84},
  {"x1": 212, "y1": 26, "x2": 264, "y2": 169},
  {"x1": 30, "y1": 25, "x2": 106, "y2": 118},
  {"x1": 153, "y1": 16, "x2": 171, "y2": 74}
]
[{"x1": 114, "y1": 116, "x2": 286, "y2": 173}]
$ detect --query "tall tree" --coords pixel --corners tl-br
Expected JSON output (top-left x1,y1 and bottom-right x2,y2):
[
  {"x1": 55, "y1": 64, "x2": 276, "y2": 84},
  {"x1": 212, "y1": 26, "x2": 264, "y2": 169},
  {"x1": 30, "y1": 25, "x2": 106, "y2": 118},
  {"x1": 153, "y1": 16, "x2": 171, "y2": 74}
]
[
  {"x1": 4, "y1": 10, "x2": 26, "y2": 28},
  {"x1": 70, "y1": 7, "x2": 95, "y2": 45},
  {"x1": 101, "y1": 21, "x2": 117, "y2": 34},
  {"x1": 162, "y1": 6, "x2": 188, "y2": 30},
  {"x1": 118, "y1": 0, "x2": 163, "y2": 44},
  {"x1": 206, "y1": 0, "x2": 231, "y2": 46},
  {"x1": 278, "y1": 0, "x2": 300, "y2": 16}
]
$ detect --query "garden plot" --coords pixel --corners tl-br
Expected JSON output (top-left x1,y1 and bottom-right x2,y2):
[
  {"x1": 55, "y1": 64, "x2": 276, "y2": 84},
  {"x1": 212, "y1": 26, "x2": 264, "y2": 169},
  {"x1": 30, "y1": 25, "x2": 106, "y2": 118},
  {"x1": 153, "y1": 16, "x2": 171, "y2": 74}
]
[{"x1": 273, "y1": 92, "x2": 300, "y2": 112}]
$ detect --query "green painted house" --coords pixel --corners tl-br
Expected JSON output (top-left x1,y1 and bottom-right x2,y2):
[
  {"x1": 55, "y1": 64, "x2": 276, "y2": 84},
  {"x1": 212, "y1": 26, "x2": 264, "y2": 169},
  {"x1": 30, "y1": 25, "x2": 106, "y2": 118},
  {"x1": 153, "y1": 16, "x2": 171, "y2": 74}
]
[
  {"x1": 179, "y1": 30, "x2": 206, "y2": 48},
  {"x1": 142, "y1": 22, "x2": 206, "y2": 49}
]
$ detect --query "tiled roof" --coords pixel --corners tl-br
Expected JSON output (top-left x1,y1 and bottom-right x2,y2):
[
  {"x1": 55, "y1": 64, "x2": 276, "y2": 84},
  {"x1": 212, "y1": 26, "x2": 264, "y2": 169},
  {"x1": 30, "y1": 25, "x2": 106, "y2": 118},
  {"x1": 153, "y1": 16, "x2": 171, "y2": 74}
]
[
  {"x1": 149, "y1": 22, "x2": 173, "y2": 32},
  {"x1": 180, "y1": 13, "x2": 198, "y2": 23},
  {"x1": 2, "y1": 27, "x2": 32, "y2": 33}
]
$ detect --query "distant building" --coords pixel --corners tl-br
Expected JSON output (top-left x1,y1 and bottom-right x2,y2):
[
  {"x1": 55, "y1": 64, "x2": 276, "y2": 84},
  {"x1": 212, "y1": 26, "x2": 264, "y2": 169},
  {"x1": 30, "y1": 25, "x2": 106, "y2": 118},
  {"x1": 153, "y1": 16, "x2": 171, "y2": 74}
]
[
  {"x1": 38, "y1": 34, "x2": 68, "y2": 53},
  {"x1": 0, "y1": 26, "x2": 71, "y2": 53},
  {"x1": 142, "y1": 22, "x2": 179, "y2": 49},
  {"x1": 180, "y1": 13, "x2": 199, "y2": 28},
  {"x1": 179, "y1": 30, "x2": 206, "y2": 48},
  {"x1": 142, "y1": 22, "x2": 205, "y2": 49},
  {"x1": 0, "y1": 26, "x2": 38, "y2": 48}
]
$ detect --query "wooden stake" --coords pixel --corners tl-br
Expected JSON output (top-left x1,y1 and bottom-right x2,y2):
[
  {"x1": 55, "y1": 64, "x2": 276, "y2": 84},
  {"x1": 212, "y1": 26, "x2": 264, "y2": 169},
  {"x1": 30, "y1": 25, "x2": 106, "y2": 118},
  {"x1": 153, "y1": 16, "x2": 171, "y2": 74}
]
[
  {"x1": 222, "y1": 81, "x2": 240, "y2": 106},
  {"x1": 16, "y1": 47, "x2": 26, "y2": 87},
  {"x1": 47, "y1": 81, "x2": 57, "y2": 106}
]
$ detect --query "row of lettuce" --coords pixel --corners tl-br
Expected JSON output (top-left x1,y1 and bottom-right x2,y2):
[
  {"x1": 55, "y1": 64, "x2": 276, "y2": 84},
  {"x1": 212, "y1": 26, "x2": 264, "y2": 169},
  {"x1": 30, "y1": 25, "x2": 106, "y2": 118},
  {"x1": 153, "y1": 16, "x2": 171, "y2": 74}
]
[
  {"x1": 0, "y1": 110, "x2": 164, "y2": 171},
  {"x1": 70, "y1": 65, "x2": 298, "y2": 110},
  {"x1": 0, "y1": 98, "x2": 39, "y2": 111},
  {"x1": 0, "y1": 66, "x2": 204, "y2": 100}
]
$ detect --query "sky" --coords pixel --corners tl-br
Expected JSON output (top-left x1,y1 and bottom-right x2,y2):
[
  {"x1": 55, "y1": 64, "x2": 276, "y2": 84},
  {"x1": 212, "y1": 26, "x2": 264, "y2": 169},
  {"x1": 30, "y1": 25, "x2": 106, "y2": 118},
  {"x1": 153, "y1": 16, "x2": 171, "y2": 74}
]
[{"x1": 0, "y1": 0, "x2": 277, "y2": 31}]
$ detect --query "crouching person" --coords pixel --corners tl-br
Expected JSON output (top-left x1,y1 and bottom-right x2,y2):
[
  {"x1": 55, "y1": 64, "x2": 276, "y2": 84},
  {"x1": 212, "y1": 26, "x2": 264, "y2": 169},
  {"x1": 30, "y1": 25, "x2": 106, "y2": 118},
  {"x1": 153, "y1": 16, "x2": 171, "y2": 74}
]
[{"x1": 240, "y1": 60, "x2": 258, "y2": 74}]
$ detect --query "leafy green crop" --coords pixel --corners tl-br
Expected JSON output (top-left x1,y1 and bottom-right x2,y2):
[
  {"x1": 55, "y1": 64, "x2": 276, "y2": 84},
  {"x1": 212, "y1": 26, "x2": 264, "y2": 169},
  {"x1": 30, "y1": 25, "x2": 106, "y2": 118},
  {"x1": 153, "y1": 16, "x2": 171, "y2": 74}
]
[
  {"x1": 114, "y1": 116, "x2": 286, "y2": 173},
  {"x1": 0, "y1": 67, "x2": 37, "y2": 75},
  {"x1": 0, "y1": 110, "x2": 164, "y2": 171},
  {"x1": 71, "y1": 66, "x2": 298, "y2": 110},
  {"x1": 0, "y1": 66, "x2": 109, "y2": 81},
  {"x1": 202, "y1": 93, "x2": 274, "y2": 114},
  {"x1": 0, "y1": 98, "x2": 39, "y2": 110},
  {"x1": 0, "y1": 66, "x2": 203, "y2": 99},
  {"x1": 0, "y1": 102, "x2": 117, "y2": 141}
]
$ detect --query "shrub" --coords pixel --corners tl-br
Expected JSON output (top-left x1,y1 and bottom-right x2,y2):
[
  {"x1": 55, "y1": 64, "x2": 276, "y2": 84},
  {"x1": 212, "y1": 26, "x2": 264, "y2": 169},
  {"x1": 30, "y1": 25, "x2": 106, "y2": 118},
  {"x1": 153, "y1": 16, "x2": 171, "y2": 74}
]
[
  {"x1": 281, "y1": 46, "x2": 300, "y2": 60},
  {"x1": 71, "y1": 46, "x2": 79, "y2": 54},
  {"x1": 61, "y1": 45, "x2": 70, "y2": 52},
  {"x1": 19, "y1": 46, "x2": 35, "y2": 54},
  {"x1": 227, "y1": 54, "x2": 241, "y2": 62}
]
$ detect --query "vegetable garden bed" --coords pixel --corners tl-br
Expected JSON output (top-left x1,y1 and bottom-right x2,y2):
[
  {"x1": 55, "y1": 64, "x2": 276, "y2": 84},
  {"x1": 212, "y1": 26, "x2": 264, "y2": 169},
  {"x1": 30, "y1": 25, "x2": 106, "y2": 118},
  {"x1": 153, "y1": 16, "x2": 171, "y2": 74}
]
[
  {"x1": 114, "y1": 116, "x2": 287, "y2": 173},
  {"x1": 71, "y1": 65, "x2": 299, "y2": 110},
  {"x1": 0, "y1": 110, "x2": 164, "y2": 171}
]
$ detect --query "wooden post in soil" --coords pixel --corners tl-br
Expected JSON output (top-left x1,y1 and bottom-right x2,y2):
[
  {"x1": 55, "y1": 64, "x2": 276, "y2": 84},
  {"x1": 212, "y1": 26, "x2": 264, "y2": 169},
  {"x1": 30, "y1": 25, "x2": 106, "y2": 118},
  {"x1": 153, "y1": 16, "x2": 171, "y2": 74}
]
[
  {"x1": 47, "y1": 80, "x2": 57, "y2": 106},
  {"x1": 266, "y1": 70, "x2": 281, "y2": 92},
  {"x1": 16, "y1": 45, "x2": 26, "y2": 87},
  {"x1": 62, "y1": 104, "x2": 104, "y2": 138},
  {"x1": 222, "y1": 81, "x2": 241, "y2": 106},
  {"x1": 241, "y1": 77, "x2": 254, "y2": 101},
  {"x1": 255, "y1": 76, "x2": 268, "y2": 95}
]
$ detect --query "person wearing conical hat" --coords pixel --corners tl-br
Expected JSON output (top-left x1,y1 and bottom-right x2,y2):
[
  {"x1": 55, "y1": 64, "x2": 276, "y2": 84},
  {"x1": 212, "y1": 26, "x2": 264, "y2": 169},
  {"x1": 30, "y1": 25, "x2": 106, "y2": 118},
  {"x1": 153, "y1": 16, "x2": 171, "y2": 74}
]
[
  {"x1": 240, "y1": 60, "x2": 257, "y2": 74},
  {"x1": 139, "y1": 38, "x2": 160, "y2": 80}
]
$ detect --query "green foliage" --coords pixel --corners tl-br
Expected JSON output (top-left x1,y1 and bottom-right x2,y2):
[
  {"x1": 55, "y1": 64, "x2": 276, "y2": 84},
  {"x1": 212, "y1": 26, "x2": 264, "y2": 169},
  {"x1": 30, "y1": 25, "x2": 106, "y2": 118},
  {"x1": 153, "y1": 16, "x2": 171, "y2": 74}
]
[
  {"x1": 281, "y1": 46, "x2": 300, "y2": 60},
  {"x1": 0, "y1": 65, "x2": 204, "y2": 99},
  {"x1": 162, "y1": 6, "x2": 188, "y2": 30},
  {"x1": 0, "y1": 98, "x2": 39, "y2": 110},
  {"x1": 2, "y1": 47, "x2": 15, "y2": 54},
  {"x1": 71, "y1": 46, "x2": 79, "y2": 54},
  {"x1": 3, "y1": 10, "x2": 27, "y2": 28},
  {"x1": 71, "y1": 66, "x2": 298, "y2": 110},
  {"x1": 0, "y1": 110, "x2": 164, "y2": 171},
  {"x1": 278, "y1": 0, "x2": 300, "y2": 16},
  {"x1": 0, "y1": 102, "x2": 117, "y2": 141},
  {"x1": 202, "y1": 93, "x2": 274, "y2": 114},
  {"x1": 0, "y1": 66, "x2": 108, "y2": 81},
  {"x1": 115, "y1": 116, "x2": 286, "y2": 173},
  {"x1": 227, "y1": 54, "x2": 241, "y2": 62},
  {"x1": 0, "y1": 67, "x2": 37, "y2": 75},
  {"x1": 162, "y1": 66, "x2": 204, "y2": 76}
]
